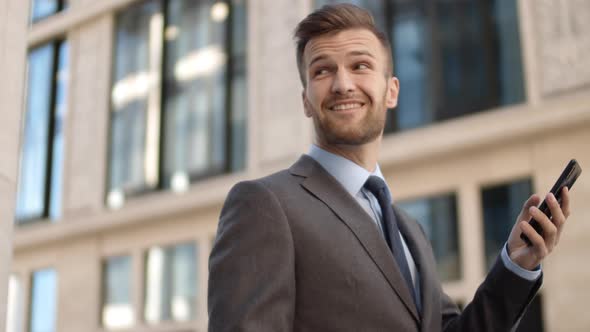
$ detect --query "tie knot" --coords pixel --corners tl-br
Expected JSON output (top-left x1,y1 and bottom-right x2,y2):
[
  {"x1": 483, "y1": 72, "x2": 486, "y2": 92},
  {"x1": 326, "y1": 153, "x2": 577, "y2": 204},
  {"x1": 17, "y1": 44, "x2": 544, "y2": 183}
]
[{"x1": 364, "y1": 175, "x2": 388, "y2": 196}]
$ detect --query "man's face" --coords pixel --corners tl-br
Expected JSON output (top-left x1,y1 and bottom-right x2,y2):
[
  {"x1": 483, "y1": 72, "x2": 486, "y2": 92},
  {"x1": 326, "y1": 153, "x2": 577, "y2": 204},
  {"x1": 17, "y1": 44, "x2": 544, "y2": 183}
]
[{"x1": 302, "y1": 28, "x2": 399, "y2": 147}]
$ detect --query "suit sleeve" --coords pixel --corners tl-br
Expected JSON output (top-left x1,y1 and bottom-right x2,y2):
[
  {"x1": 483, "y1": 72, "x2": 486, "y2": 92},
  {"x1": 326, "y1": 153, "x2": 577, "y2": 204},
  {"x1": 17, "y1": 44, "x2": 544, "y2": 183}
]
[
  {"x1": 208, "y1": 180, "x2": 295, "y2": 332},
  {"x1": 441, "y1": 255, "x2": 542, "y2": 332}
]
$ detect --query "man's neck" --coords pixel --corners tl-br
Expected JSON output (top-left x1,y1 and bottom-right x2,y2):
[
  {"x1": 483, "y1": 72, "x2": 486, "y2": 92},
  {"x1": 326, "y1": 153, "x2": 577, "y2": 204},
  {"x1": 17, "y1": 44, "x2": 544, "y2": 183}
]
[{"x1": 315, "y1": 138, "x2": 381, "y2": 172}]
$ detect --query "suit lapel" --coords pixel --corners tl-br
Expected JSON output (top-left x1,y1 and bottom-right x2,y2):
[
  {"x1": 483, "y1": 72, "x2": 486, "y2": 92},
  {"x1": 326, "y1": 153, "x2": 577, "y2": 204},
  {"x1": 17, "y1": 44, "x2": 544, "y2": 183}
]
[
  {"x1": 290, "y1": 156, "x2": 420, "y2": 322},
  {"x1": 394, "y1": 205, "x2": 440, "y2": 332}
]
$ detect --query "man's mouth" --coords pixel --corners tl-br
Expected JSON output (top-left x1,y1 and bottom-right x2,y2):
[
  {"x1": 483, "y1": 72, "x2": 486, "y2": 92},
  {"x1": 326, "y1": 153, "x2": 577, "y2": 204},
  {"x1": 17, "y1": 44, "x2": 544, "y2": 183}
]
[{"x1": 329, "y1": 102, "x2": 365, "y2": 111}]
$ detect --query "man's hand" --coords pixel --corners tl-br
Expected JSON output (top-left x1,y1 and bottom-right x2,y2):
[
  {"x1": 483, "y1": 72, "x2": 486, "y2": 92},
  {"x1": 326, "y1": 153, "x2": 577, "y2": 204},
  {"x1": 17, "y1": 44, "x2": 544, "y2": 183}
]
[{"x1": 507, "y1": 187, "x2": 571, "y2": 271}]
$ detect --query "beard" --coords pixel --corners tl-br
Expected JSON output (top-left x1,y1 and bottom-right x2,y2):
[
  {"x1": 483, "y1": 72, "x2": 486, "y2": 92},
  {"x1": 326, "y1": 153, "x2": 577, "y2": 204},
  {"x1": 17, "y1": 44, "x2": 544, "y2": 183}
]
[{"x1": 312, "y1": 90, "x2": 388, "y2": 146}]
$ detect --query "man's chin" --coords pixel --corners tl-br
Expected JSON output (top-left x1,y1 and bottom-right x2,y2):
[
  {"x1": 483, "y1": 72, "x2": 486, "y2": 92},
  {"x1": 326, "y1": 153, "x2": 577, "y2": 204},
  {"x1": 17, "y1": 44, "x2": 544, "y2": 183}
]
[
  {"x1": 314, "y1": 117, "x2": 384, "y2": 146},
  {"x1": 323, "y1": 131, "x2": 380, "y2": 146}
]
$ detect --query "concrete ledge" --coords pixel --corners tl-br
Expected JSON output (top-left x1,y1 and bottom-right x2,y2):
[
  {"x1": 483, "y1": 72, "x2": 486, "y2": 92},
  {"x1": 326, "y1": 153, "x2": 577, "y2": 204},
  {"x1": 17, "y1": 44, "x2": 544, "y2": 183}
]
[
  {"x1": 13, "y1": 169, "x2": 250, "y2": 250},
  {"x1": 13, "y1": 89, "x2": 590, "y2": 252},
  {"x1": 380, "y1": 90, "x2": 590, "y2": 168},
  {"x1": 27, "y1": 0, "x2": 139, "y2": 47}
]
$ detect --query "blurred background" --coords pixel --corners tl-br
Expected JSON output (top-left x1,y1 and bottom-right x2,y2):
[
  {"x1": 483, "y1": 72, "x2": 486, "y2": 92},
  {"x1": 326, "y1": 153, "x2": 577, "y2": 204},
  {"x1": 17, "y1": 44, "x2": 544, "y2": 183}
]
[{"x1": 1, "y1": 0, "x2": 589, "y2": 331}]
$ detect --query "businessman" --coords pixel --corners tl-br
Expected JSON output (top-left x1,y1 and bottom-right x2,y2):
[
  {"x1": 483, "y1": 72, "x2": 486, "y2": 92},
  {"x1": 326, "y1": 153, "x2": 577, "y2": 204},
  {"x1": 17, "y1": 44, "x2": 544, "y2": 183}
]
[{"x1": 208, "y1": 4, "x2": 571, "y2": 331}]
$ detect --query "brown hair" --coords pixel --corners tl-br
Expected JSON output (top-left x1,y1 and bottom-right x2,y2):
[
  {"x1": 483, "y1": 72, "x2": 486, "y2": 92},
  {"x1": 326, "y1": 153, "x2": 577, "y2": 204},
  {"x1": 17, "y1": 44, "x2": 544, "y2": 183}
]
[{"x1": 293, "y1": 3, "x2": 393, "y2": 87}]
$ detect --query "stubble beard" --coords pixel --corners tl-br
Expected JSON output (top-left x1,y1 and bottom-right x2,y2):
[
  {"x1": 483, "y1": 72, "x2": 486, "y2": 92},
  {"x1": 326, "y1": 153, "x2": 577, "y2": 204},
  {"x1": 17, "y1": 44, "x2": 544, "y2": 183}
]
[{"x1": 313, "y1": 91, "x2": 388, "y2": 146}]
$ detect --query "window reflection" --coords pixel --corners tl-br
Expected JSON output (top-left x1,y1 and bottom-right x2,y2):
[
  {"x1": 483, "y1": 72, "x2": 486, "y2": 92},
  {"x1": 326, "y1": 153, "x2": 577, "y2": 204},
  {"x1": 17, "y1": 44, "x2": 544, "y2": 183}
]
[
  {"x1": 50, "y1": 41, "x2": 69, "y2": 220},
  {"x1": 108, "y1": 0, "x2": 247, "y2": 204},
  {"x1": 102, "y1": 256, "x2": 134, "y2": 330},
  {"x1": 108, "y1": 0, "x2": 163, "y2": 201},
  {"x1": 162, "y1": 0, "x2": 228, "y2": 182},
  {"x1": 229, "y1": 0, "x2": 247, "y2": 172},
  {"x1": 144, "y1": 242, "x2": 197, "y2": 323},
  {"x1": 397, "y1": 193, "x2": 461, "y2": 281},
  {"x1": 30, "y1": 269, "x2": 58, "y2": 332},
  {"x1": 391, "y1": 5, "x2": 430, "y2": 130},
  {"x1": 162, "y1": 0, "x2": 247, "y2": 189},
  {"x1": 16, "y1": 40, "x2": 68, "y2": 223},
  {"x1": 481, "y1": 178, "x2": 532, "y2": 268},
  {"x1": 16, "y1": 45, "x2": 53, "y2": 221}
]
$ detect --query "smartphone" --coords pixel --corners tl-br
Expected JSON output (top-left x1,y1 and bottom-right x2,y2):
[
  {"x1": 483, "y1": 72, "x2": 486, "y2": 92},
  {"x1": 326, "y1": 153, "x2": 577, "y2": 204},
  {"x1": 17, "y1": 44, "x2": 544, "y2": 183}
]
[{"x1": 521, "y1": 159, "x2": 582, "y2": 246}]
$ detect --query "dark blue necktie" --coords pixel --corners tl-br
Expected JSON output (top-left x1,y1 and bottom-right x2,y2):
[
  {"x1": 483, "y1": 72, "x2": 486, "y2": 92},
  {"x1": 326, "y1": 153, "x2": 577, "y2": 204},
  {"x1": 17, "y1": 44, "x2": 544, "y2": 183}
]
[{"x1": 364, "y1": 176, "x2": 417, "y2": 306}]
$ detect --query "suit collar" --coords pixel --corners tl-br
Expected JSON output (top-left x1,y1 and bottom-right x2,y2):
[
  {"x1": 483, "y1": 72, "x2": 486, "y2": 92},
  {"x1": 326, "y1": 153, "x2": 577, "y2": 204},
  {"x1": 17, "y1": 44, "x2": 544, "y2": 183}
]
[
  {"x1": 290, "y1": 155, "x2": 421, "y2": 323},
  {"x1": 306, "y1": 145, "x2": 388, "y2": 199},
  {"x1": 289, "y1": 154, "x2": 315, "y2": 177}
]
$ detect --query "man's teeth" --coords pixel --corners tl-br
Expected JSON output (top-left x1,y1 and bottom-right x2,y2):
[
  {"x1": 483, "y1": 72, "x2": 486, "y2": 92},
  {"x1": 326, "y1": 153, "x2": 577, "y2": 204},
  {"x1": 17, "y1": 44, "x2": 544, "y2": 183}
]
[{"x1": 332, "y1": 103, "x2": 362, "y2": 111}]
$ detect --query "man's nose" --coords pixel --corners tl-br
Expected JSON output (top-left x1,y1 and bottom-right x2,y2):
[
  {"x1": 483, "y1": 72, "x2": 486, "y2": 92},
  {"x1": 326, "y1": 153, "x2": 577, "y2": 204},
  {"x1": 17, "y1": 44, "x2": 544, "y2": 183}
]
[{"x1": 331, "y1": 69, "x2": 355, "y2": 95}]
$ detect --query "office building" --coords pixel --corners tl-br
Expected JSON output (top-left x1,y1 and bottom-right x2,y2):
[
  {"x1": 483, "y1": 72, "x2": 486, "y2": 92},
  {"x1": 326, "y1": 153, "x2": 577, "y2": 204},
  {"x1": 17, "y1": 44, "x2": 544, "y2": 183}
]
[{"x1": 3, "y1": 0, "x2": 590, "y2": 331}]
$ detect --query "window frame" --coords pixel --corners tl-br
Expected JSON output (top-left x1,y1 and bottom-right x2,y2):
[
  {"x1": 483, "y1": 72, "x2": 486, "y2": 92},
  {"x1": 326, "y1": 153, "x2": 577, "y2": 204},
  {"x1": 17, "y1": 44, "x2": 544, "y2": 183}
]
[
  {"x1": 16, "y1": 39, "x2": 68, "y2": 225},
  {"x1": 142, "y1": 241, "x2": 199, "y2": 324},
  {"x1": 106, "y1": 0, "x2": 246, "y2": 203},
  {"x1": 385, "y1": 0, "x2": 522, "y2": 132},
  {"x1": 27, "y1": 268, "x2": 58, "y2": 332},
  {"x1": 397, "y1": 191, "x2": 462, "y2": 282},
  {"x1": 30, "y1": 0, "x2": 67, "y2": 24},
  {"x1": 100, "y1": 254, "x2": 135, "y2": 330},
  {"x1": 480, "y1": 177, "x2": 533, "y2": 269}
]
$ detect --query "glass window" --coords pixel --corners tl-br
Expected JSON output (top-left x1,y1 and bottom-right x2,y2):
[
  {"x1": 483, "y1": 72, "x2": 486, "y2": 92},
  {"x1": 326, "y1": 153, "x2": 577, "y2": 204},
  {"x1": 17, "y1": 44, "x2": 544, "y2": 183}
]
[
  {"x1": 397, "y1": 193, "x2": 461, "y2": 281},
  {"x1": 50, "y1": 41, "x2": 69, "y2": 220},
  {"x1": 228, "y1": 0, "x2": 248, "y2": 172},
  {"x1": 29, "y1": 269, "x2": 58, "y2": 332},
  {"x1": 315, "y1": 0, "x2": 525, "y2": 132},
  {"x1": 102, "y1": 256, "x2": 134, "y2": 329},
  {"x1": 144, "y1": 242, "x2": 197, "y2": 323},
  {"x1": 30, "y1": 0, "x2": 67, "y2": 23},
  {"x1": 481, "y1": 178, "x2": 532, "y2": 268},
  {"x1": 16, "y1": 40, "x2": 69, "y2": 223},
  {"x1": 162, "y1": 0, "x2": 248, "y2": 188},
  {"x1": 6, "y1": 274, "x2": 24, "y2": 332},
  {"x1": 108, "y1": 0, "x2": 163, "y2": 207},
  {"x1": 108, "y1": 0, "x2": 247, "y2": 207}
]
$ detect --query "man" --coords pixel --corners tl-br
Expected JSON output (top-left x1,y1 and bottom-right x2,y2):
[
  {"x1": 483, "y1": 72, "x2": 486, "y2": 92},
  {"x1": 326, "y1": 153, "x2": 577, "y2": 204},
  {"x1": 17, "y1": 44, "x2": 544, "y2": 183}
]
[{"x1": 208, "y1": 4, "x2": 571, "y2": 331}]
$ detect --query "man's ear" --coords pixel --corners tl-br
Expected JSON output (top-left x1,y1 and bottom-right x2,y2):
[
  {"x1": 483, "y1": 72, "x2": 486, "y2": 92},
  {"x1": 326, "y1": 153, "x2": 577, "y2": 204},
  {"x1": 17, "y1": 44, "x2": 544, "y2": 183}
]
[
  {"x1": 302, "y1": 90, "x2": 313, "y2": 118},
  {"x1": 385, "y1": 76, "x2": 400, "y2": 109}
]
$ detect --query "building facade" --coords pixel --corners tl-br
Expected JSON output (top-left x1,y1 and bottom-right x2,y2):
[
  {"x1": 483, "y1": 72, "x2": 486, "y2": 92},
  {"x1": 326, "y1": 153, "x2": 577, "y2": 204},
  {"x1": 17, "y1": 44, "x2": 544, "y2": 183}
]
[{"x1": 3, "y1": 0, "x2": 590, "y2": 331}]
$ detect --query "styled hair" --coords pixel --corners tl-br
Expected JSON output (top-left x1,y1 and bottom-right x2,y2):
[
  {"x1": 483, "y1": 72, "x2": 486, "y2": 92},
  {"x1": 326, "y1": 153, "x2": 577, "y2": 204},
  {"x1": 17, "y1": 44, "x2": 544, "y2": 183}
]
[{"x1": 293, "y1": 3, "x2": 393, "y2": 86}]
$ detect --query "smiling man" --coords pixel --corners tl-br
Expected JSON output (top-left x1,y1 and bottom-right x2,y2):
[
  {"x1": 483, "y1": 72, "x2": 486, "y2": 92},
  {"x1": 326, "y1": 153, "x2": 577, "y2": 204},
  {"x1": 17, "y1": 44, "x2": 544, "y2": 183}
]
[
  {"x1": 302, "y1": 27, "x2": 396, "y2": 150},
  {"x1": 208, "y1": 4, "x2": 571, "y2": 331}
]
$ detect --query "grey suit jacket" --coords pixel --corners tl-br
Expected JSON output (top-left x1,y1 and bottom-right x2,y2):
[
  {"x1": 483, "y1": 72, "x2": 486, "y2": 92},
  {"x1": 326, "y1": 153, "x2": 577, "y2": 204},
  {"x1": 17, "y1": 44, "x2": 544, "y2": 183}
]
[{"x1": 208, "y1": 155, "x2": 541, "y2": 331}]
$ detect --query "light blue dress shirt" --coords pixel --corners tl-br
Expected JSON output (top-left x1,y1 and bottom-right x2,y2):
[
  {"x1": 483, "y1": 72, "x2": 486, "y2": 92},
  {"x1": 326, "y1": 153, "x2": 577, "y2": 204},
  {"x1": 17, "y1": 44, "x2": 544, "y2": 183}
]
[{"x1": 306, "y1": 144, "x2": 541, "y2": 287}]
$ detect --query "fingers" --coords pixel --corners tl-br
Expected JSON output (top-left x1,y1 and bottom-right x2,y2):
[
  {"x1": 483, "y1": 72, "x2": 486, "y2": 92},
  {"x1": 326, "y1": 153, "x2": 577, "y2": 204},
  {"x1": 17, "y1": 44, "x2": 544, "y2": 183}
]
[
  {"x1": 547, "y1": 193, "x2": 565, "y2": 226},
  {"x1": 561, "y1": 187, "x2": 571, "y2": 218},
  {"x1": 514, "y1": 189, "x2": 572, "y2": 267},
  {"x1": 519, "y1": 194, "x2": 542, "y2": 222},
  {"x1": 529, "y1": 204, "x2": 558, "y2": 251},
  {"x1": 520, "y1": 220, "x2": 549, "y2": 260}
]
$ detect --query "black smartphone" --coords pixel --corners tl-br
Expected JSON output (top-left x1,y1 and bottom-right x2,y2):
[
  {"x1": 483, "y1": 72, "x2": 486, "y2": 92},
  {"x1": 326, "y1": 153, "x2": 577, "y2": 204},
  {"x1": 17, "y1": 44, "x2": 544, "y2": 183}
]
[{"x1": 521, "y1": 159, "x2": 582, "y2": 246}]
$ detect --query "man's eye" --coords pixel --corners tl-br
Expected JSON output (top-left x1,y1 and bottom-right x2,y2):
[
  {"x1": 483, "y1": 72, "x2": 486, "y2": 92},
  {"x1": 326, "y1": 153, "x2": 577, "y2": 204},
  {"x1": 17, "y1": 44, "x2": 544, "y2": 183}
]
[
  {"x1": 355, "y1": 63, "x2": 370, "y2": 70},
  {"x1": 314, "y1": 68, "x2": 329, "y2": 76}
]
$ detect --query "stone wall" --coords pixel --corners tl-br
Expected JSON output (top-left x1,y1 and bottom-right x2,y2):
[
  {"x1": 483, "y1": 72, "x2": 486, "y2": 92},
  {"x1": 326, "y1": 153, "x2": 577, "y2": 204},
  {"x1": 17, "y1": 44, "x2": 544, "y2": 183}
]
[
  {"x1": 534, "y1": 0, "x2": 590, "y2": 95},
  {"x1": 0, "y1": 0, "x2": 29, "y2": 329}
]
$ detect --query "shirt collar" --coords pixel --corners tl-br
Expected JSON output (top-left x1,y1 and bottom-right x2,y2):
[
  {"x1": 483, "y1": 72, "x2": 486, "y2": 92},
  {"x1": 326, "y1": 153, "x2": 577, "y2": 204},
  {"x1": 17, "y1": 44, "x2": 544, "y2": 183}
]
[{"x1": 307, "y1": 144, "x2": 388, "y2": 198}]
